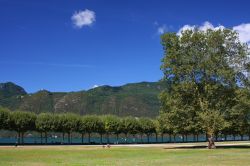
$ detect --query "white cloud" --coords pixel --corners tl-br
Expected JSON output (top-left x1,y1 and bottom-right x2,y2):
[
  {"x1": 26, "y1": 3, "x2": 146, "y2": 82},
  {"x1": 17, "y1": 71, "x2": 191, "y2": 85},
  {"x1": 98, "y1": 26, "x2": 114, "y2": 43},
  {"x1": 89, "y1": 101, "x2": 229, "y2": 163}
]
[
  {"x1": 177, "y1": 21, "x2": 225, "y2": 36},
  {"x1": 157, "y1": 25, "x2": 168, "y2": 34},
  {"x1": 71, "y1": 9, "x2": 95, "y2": 28},
  {"x1": 177, "y1": 25, "x2": 195, "y2": 35},
  {"x1": 233, "y1": 23, "x2": 250, "y2": 44},
  {"x1": 157, "y1": 25, "x2": 167, "y2": 34},
  {"x1": 92, "y1": 85, "x2": 99, "y2": 88}
]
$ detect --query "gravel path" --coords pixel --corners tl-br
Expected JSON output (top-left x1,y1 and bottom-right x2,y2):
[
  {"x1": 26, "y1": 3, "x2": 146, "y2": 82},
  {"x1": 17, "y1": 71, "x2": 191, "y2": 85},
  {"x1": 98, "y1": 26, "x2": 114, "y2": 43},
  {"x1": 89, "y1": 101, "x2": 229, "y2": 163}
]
[{"x1": 0, "y1": 141, "x2": 250, "y2": 149}]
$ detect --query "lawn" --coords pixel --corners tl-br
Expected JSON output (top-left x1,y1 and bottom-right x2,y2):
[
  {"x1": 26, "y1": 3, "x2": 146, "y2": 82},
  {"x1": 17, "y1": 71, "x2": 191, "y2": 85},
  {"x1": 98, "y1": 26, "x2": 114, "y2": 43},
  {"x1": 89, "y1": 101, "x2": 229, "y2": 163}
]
[{"x1": 0, "y1": 142, "x2": 250, "y2": 166}]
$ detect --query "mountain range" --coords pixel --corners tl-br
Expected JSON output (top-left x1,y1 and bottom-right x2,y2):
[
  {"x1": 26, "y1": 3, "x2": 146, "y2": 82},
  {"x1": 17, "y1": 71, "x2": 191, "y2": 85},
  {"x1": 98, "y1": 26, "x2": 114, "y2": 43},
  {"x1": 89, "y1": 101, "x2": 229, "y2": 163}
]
[{"x1": 0, "y1": 81, "x2": 168, "y2": 117}]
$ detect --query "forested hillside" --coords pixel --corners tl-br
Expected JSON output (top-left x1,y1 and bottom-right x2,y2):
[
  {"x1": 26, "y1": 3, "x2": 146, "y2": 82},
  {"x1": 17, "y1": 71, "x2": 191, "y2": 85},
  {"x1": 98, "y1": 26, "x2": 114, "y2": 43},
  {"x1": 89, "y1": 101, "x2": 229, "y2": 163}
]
[{"x1": 0, "y1": 81, "x2": 168, "y2": 117}]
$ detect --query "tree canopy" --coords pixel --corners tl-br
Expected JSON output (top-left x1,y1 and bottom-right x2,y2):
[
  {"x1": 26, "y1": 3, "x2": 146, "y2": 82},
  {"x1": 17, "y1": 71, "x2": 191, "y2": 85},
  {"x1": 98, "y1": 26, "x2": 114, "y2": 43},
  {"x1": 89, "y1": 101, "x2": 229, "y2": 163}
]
[{"x1": 160, "y1": 28, "x2": 250, "y2": 140}]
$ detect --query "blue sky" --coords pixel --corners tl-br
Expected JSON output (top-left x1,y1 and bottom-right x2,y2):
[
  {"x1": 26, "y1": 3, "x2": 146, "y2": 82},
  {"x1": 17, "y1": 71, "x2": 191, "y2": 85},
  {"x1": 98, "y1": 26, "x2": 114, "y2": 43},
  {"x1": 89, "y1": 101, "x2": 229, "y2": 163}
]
[{"x1": 1, "y1": 0, "x2": 250, "y2": 93}]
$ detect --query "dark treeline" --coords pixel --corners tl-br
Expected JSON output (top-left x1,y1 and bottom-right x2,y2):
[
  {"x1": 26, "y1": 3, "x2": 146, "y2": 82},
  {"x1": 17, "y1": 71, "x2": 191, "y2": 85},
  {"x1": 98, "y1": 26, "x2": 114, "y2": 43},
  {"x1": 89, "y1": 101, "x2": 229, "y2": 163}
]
[{"x1": 1, "y1": 106, "x2": 250, "y2": 145}]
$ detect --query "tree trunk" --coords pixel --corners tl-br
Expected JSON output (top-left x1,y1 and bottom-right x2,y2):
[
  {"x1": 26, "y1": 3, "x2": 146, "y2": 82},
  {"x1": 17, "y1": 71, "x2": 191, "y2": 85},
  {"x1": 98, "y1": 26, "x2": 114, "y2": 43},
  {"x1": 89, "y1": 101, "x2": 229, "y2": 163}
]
[
  {"x1": 116, "y1": 134, "x2": 119, "y2": 144},
  {"x1": 21, "y1": 132, "x2": 24, "y2": 144},
  {"x1": 40, "y1": 132, "x2": 43, "y2": 144},
  {"x1": 107, "y1": 133, "x2": 109, "y2": 144},
  {"x1": 161, "y1": 134, "x2": 164, "y2": 143},
  {"x1": 169, "y1": 134, "x2": 172, "y2": 143},
  {"x1": 45, "y1": 132, "x2": 47, "y2": 144},
  {"x1": 17, "y1": 132, "x2": 21, "y2": 144},
  {"x1": 185, "y1": 134, "x2": 188, "y2": 142},
  {"x1": 241, "y1": 135, "x2": 244, "y2": 141},
  {"x1": 62, "y1": 133, "x2": 65, "y2": 144},
  {"x1": 207, "y1": 135, "x2": 216, "y2": 149},
  {"x1": 155, "y1": 133, "x2": 158, "y2": 143},
  {"x1": 173, "y1": 135, "x2": 176, "y2": 143},
  {"x1": 68, "y1": 133, "x2": 70, "y2": 144},
  {"x1": 125, "y1": 134, "x2": 128, "y2": 143},
  {"x1": 224, "y1": 134, "x2": 227, "y2": 141},
  {"x1": 81, "y1": 133, "x2": 84, "y2": 144},
  {"x1": 100, "y1": 134, "x2": 103, "y2": 144},
  {"x1": 233, "y1": 134, "x2": 236, "y2": 141},
  {"x1": 196, "y1": 134, "x2": 199, "y2": 142},
  {"x1": 147, "y1": 134, "x2": 149, "y2": 143},
  {"x1": 193, "y1": 134, "x2": 196, "y2": 142},
  {"x1": 88, "y1": 133, "x2": 91, "y2": 144},
  {"x1": 71, "y1": 133, "x2": 72, "y2": 144},
  {"x1": 182, "y1": 134, "x2": 184, "y2": 142},
  {"x1": 140, "y1": 134, "x2": 143, "y2": 143}
]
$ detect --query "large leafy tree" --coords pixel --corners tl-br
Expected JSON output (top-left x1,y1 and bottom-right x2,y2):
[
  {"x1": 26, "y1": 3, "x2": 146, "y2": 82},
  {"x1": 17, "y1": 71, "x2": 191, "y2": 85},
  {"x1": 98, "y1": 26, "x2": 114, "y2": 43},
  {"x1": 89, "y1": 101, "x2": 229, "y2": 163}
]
[{"x1": 160, "y1": 28, "x2": 249, "y2": 146}]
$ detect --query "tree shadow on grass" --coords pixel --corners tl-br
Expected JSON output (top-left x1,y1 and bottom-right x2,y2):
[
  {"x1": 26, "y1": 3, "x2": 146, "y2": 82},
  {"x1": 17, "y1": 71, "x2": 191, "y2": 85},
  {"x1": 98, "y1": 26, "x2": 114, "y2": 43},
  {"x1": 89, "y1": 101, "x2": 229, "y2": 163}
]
[{"x1": 164, "y1": 145, "x2": 250, "y2": 149}]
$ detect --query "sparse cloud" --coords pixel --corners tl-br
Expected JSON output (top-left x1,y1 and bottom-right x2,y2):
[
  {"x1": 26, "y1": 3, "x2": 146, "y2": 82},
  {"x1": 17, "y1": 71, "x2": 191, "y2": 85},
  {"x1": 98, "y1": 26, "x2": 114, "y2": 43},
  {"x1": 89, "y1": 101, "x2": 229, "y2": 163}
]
[
  {"x1": 71, "y1": 9, "x2": 96, "y2": 28},
  {"x1": 233, "y1": 23, "x2": 250, "y2": 44},
  {"x1": 177, "y1": 21, "x2": 250, "y2": 44},
  {"x1": 157, "y1": 25, "x2": 168, "y2": 34},
  {"x1": 92, "y1": 85, "x2": 99, "y2": 89},
  {"x1": 154, "y1": 21, "x2": 169, "y2": 35},
  {"x1": 177, "y1": 21, "x2": 225, "y2": 36}
]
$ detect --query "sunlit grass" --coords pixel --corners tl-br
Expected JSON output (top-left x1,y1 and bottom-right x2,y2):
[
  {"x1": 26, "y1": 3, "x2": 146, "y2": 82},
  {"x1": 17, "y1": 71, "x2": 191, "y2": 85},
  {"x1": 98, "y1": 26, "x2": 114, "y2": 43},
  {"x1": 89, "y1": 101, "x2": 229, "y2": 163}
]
[{"x1": 0, "y1": 142, "x2": 250, "y2": 166}]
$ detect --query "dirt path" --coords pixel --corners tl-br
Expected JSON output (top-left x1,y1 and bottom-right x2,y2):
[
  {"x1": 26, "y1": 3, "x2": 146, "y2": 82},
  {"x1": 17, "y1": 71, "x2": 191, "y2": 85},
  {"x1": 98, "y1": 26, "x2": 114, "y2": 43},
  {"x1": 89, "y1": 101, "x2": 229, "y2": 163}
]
[{"x1": 0, "y1": 141, "x2": 249, "y2": 149}]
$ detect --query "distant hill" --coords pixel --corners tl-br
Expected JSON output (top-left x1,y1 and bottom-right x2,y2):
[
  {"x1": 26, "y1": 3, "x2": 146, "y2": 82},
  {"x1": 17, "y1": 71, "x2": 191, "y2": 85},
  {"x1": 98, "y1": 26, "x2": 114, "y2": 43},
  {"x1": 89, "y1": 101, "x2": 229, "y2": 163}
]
[
  {"x1": 0, "y1": 82, "x2": 27, "y2": 109},
  {"x1": 0, "y1": 81, "x2": 168, "y2": 117}
]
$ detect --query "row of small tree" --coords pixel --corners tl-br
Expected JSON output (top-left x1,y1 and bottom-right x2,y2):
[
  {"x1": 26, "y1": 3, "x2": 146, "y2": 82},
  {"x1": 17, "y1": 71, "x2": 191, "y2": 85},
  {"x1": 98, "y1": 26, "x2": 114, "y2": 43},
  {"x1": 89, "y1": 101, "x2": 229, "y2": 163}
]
[
  {"x1": 1, "y1": 106, "x2": 250, "y2": 145},
  {"x1": 0, "y1": 107, "x2": 156, "y2": 144}
]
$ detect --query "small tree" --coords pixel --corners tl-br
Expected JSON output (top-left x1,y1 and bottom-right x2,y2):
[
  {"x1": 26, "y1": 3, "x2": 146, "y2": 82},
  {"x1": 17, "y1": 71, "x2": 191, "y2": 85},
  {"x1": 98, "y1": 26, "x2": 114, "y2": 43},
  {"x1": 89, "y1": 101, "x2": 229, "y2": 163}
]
[
  {"x1": 59, "y1": 113, "x2": 79, "y2": 144},
  {"x1": 36, "y1": 113, "x2": 55, "y2": 144},
  {"x1": 9, "y1": 111, "x2": 36, "y2": 144},
  {"x1": 139, "y1": 118, "x2": 155, "y2": 143},
  {"x1": 79, "y1": 115, "x2": 103, "y2": 144},
  {"x1": 121, "y1": 117, "x2": 140, "y2": 143},
  {"x1": 103, "y1": 115, "x2": 121, "y2": 143},
  {"x1": 0, "y1": 107, "x2": 10, "y2": 130}
]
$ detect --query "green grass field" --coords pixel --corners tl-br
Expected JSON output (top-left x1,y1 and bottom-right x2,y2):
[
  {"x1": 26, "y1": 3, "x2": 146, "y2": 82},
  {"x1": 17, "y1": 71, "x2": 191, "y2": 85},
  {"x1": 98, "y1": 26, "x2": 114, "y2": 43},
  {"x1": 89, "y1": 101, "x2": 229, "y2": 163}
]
[{"x1": 0, "y1": 142, "x2": 250, "y2": 166}]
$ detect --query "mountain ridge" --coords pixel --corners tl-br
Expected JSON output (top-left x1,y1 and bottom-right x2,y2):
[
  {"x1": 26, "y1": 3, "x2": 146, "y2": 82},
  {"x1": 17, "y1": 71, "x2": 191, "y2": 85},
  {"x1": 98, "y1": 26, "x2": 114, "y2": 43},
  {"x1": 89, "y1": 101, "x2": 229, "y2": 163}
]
[{"x1": 0, "y1": 81, "x2": 168, "y2": 117}]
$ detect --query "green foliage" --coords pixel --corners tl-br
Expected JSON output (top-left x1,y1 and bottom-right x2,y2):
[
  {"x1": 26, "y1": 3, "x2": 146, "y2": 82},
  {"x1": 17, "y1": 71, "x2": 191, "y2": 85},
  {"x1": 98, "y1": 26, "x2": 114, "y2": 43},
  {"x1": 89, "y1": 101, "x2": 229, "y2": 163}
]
[
  {"x1": 103, "y1": 115, "x2": 121, "y2": 134},
  {"x1": 225, "y1": 89, "x2": 250, "y2": 137},
  {"x1": 0, "y1": 107, "x2": 10, "y2": 130},
  {"x1": 198, "y1": 110, "x2": 227, "y2": 137},
  {"x1": 79, "y1": 115, "x2": 104, "y2": 134},
  {"x1": 9, "y1": 111, "x2": 36, "y2": 132},
  {"x1": 58, "y1": 113, "x2": 80, "y2": 134},
  {"x1": 36, "y1": 113, "x2": 56, "y2": 132},
  {"x1": 160, "y1": 28, "x2": 250, "y2": 138},
  {"x1": 138, "y1": 118, "x2": 155, "y2": 135},
  {"x1": 122, "y1": 117, "x2": 140, "y2": 135}
]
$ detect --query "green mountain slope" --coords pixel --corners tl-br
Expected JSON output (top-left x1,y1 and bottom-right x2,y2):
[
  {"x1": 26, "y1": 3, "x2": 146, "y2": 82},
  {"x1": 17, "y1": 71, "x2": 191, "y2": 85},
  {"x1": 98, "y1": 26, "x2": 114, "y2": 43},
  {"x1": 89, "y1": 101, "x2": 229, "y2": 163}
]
[
  {"x1": 0, "y1": 82, "x2": 27, "y2": 109},
  {"x1": 0, "y1": 81, "x2": 168, "y2": 117}
]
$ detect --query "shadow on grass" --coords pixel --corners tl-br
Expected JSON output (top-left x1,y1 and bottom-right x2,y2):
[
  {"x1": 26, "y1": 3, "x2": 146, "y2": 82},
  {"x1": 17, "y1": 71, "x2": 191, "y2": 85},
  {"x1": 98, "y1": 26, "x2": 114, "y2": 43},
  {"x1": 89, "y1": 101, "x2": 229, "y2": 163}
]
[{"x1": 164, "y1": 145, "x2": 250, "y2": 149}]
